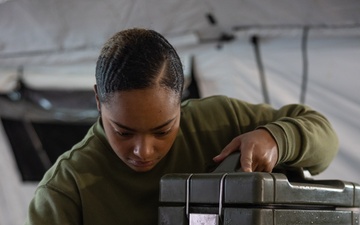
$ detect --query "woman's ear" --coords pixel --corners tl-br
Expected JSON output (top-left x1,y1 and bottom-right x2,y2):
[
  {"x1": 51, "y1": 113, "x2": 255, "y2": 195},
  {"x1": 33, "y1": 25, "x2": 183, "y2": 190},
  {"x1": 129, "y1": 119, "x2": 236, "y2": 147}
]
[{"x1": 93, "y1": 84, "x2": 101, "y2": 113}]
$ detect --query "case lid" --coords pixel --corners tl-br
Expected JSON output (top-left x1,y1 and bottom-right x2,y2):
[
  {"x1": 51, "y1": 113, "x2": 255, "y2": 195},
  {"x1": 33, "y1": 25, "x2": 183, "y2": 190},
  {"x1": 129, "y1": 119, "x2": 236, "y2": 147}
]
[{"x1": 160, "y1": 153, "x2": 360, "y2": 207}]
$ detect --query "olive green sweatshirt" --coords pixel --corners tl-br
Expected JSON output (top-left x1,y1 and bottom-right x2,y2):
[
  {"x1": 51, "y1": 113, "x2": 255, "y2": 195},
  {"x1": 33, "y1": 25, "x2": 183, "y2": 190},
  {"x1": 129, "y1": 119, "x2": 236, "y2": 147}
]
[{"x1": 25, "y1": 95, "x2": 338, "y2": 225}]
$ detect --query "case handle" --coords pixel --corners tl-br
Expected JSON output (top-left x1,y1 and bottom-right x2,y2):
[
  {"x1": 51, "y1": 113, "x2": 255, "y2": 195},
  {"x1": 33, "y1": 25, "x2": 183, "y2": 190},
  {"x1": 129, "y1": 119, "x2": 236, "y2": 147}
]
[
  {"x1": 212, "y1": 152, "x2": 311, "y2": 181},
  {"x1": 212, "y1": 152, "x2": 241, "y2": 173}
]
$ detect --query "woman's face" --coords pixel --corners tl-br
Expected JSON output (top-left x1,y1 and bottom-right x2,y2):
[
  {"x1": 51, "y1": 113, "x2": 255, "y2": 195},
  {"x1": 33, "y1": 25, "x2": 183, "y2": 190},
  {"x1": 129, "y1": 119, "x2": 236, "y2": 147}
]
[{"x1": 98, "y1": 87, "x2": 181, "y2": 172}]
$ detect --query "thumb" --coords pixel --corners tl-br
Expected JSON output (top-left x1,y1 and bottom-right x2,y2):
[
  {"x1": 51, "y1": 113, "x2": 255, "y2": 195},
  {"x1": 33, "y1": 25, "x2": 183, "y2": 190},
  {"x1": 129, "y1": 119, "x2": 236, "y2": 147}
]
[{"x1": 213, "y1": 137, "x2": 240, "y2": 163}]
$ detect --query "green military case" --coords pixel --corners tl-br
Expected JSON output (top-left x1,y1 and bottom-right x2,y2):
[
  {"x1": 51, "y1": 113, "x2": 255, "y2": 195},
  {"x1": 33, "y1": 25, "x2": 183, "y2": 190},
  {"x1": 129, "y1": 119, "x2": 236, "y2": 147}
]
[{"x1": 158, "y1": 153, "x2": 360, "y2": 225}]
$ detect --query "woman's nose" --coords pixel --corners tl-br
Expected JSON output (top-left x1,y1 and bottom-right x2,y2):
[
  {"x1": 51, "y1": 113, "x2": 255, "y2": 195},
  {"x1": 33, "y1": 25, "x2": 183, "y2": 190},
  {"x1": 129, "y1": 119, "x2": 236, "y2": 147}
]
[{"x1": 133, "y1": 135, "x2": 154, "y2": 160}]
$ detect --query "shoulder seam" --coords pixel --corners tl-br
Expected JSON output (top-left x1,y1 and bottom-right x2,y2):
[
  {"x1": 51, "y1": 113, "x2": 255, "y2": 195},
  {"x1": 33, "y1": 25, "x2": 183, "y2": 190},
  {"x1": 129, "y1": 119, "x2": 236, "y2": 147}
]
[
  {"x1": 43, "y1": 131, "x2": 98, "y2": 186},
  {"x1": 36, "y1": 184, "x2": 81, "y2": 207}
]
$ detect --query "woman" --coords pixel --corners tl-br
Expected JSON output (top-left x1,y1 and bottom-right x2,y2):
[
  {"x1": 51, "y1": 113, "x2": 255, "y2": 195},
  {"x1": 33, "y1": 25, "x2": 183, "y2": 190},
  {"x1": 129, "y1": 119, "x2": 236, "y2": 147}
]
[{"x1": 25, "y1": 28, "x2": 338, "y2": 224}]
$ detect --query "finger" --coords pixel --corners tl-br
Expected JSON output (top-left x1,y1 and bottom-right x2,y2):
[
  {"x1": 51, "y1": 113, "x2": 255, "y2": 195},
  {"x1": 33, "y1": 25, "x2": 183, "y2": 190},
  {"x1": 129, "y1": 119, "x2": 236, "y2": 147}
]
[
  {"x1": 213, "y1": 137, "x2": 240, "y2": 163},
  {"x1": 253, "y1": 155, "x2": 276, "y2": 172},
  {"x1": 240, "y1": 149, "x2": 253, "y2": 172},
  {"x1": 251, "y1": 159, "x2": 273, "y2": 172},
  {"x1": 252, "y1": 163, "x2": 264, "y2": 172},
  {"x1": 262, "y1": 163, "x2": 274, "y2": 173}
]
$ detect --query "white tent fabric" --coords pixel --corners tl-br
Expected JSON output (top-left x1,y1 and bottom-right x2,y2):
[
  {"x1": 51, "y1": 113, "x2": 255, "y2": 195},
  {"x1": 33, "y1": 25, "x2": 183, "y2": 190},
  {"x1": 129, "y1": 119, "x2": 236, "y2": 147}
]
[
  {"x1": 1, "y1": 0, "x2": 360, "y2": 66},
  {"x1": 1, "y1": 1, "x2": 360, "y2": 224}
]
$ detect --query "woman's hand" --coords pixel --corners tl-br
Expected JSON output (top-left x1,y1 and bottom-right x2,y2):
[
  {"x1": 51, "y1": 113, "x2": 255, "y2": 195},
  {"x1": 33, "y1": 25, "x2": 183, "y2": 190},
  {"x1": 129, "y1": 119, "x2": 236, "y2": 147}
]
[{"x1": 213, "y1": 129, "x2": 278, "y2": 172}]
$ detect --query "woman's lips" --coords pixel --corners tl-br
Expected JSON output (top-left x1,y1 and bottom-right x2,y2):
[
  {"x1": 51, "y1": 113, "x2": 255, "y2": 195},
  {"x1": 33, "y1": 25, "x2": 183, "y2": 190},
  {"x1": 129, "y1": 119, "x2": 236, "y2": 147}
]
[{"x1": 130, "y1": 159, "x2": 155, "y2": 168}]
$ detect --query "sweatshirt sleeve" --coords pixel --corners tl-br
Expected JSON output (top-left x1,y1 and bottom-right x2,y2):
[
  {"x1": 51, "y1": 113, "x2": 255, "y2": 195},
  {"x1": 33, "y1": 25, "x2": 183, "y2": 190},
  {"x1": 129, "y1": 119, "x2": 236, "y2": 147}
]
[{"x1": 228, "y1": 97, "x2": 339, "y2": 175}]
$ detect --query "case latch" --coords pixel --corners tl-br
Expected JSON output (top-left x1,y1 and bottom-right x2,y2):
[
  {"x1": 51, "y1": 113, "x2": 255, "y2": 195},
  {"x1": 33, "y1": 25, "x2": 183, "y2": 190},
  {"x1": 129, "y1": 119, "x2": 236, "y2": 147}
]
[{"x1": 186, "y1": 173, "x2": 227, "y2": 225}]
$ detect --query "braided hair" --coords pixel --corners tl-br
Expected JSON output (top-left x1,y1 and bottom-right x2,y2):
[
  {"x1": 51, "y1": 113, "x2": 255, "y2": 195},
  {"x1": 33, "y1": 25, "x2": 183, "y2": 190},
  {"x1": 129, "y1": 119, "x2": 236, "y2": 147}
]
[{"x1": 95, "y1": 28, "x2": 184, "y2": 104}]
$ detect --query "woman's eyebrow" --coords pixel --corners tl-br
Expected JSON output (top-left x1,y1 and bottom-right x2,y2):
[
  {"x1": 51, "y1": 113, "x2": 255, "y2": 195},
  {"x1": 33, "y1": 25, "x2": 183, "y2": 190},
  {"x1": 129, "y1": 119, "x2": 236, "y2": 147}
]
[
  {"x1": 110, "y1": 117, "x2": 176, "y2": 132},
  {"x1": 111, "y1": 120, "x2": 136, "y2": 132},
  {"x1": 150, "y1": 117, "x2": 176, "y2": 131}
]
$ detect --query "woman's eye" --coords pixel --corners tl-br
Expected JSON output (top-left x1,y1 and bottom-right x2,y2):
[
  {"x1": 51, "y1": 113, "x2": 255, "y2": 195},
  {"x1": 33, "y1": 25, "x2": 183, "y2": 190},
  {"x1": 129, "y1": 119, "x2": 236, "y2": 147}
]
[
  {"x1": 155, "y1": 130, "x2": 171, "y2": 136},
  {"x1": 116, "y1": 131, "x2": 133, "y2": 137}
]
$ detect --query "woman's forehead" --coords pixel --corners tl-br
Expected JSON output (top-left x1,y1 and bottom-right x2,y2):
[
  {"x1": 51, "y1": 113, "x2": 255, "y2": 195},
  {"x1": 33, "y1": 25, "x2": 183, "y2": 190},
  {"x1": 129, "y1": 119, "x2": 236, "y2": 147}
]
[
  {"x1": 107, "y1": 88, "x2": 179, "y2": 108},
  {"x1": 103, "y1": 88, "x2": 180, "y2": 129}
]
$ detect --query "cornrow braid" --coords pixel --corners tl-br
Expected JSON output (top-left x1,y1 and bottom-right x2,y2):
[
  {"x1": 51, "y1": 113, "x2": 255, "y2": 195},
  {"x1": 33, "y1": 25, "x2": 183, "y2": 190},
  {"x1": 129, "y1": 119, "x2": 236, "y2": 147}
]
[{"x1": 95, "y1": 28, "x2": 184, "y2": 104}]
